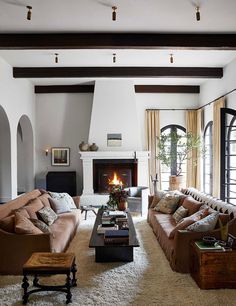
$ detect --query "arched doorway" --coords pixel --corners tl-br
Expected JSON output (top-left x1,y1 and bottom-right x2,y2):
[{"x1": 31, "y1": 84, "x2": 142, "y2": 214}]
[
  {"x1": 0, "y1": 105, "x2": 11, "y2": 203},
  {"x1": 17, "y1": 115, "x2": 34, "y2": 194}
]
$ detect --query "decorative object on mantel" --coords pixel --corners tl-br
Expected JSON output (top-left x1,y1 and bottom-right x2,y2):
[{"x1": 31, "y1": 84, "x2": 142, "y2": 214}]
[
  {"x1": 90, "y1": 143, "x2": 98, "y2": 151},
  {"x1": 79, "y1": 141, "x2": 90, "y2": 151}
]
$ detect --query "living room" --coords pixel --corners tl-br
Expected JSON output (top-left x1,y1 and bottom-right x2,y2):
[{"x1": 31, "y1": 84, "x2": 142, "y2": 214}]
[{"x1": 0, "y1": 0, "x2": 236, "y2": 305}]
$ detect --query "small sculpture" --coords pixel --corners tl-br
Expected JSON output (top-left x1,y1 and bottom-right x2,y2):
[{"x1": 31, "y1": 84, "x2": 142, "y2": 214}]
[{"x1": 151, "y1": 174, "x2": 159, "y2": 195}]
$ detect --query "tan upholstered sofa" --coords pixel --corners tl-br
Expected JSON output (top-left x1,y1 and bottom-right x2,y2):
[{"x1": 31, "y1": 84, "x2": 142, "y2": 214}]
[
  {"x1": 0, "y1": 189, "x2": 81, "y2": 275},
  {"x1": 148, "y1": 187, "x2": 236, "y2": 273}
]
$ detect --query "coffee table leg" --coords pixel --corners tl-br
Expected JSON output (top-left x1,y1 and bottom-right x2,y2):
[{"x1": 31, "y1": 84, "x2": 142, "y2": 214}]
[
  {"x1": 71, "y1": 262, "x2": 77, "y2": 287},
  {"x1": 33, "y1": 274, "x2": 39, "y2": 286},
  {"x1": 65, "y1": 274, "x2": 72, "y2": 304},
  {"x1": 22, "y1": 274, "x2": 29, "y2": 304}
]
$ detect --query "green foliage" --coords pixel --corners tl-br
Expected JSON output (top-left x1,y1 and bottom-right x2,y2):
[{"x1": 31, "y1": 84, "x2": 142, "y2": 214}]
[
  {"x1": 107, "y1": 185, "x2": 129, "y2": 209},
  {"x1": 156, "y1": 130, "x2": 205, "y2": 176}
]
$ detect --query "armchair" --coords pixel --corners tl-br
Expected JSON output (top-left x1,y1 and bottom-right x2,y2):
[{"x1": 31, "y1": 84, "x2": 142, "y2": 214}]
[{"x1": 124, "y1": 186, "x2": 149, "y2": 216}]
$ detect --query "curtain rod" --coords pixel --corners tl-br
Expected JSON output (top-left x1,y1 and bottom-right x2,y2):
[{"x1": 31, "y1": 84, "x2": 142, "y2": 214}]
[{"x1": 147, "y1": 87, "x2": 236, "y2": 112}]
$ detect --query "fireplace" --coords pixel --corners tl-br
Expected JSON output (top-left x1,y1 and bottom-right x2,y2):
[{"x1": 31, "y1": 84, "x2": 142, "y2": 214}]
[{"x1": 93, "y1": 159, "x2": 137, "y2": 194}]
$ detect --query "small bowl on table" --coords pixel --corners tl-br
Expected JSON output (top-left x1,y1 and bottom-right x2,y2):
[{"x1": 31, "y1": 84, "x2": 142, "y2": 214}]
[{"x1": 202, "y1": 236, "x2": 218, "y2": 246}]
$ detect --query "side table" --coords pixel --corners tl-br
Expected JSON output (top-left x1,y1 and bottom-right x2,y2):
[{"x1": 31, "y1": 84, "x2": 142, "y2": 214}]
[
  {"x1": 22, "y1": 252, "x2": 77, "y2": 304},
  {"x1": 190, "y1": 242, "x2": 236, "y2": 289}
]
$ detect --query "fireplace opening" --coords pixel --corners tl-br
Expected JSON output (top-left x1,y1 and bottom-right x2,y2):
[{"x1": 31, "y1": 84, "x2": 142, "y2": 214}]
[{"x1": 93, "y1": 159, "x2": 137, "y2": 194}]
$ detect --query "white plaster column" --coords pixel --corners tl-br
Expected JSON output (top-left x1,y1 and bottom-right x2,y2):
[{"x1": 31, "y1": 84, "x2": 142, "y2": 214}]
[
  {"x1": 137, "y1": 152, "x2": 149, "y2": 187},
  {"x1": 81, "y1": 157, "x2": 94, "y2": 195}
]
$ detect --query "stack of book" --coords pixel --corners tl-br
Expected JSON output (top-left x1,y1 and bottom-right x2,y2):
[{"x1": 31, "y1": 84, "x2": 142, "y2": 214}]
[
  {"x1": 104, "y1": 229, "x2": 129, "y2": 245},
  {"x1": 97, "y1": 224, "x2": 118, "y2": 234}
]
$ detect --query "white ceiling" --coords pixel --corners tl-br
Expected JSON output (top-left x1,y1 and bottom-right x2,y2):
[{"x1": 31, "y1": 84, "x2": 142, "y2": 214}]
[{"x1": 0, "y1": 0, "x2": 236, "y2": 86}]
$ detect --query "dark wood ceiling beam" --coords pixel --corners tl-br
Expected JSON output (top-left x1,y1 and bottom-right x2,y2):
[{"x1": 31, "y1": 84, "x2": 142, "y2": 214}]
[
  {"x1": 35, "y1": 85, "x2": 95, "y2": 93},
  {"x1": 1, "y1": 33, "x2": 236, "y2": 50},
  {"x1": 13, "y1": 67, "x2": 223, "y2": 79},
  {"x1": 135, "y1": 85, "x2": 200, "y2": 93}
]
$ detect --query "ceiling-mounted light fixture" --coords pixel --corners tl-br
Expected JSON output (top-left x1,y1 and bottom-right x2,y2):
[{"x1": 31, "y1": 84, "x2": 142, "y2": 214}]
[
  {"x1": 55, "y1": 53, "x2": 59, "y2": 64},
  {"x1": 113, "y1": 53, "x2": 116, "y2": 63},
  {"x1": 112, "y1": 6, "x2": 117, "y2": 21},
  {"x1": 196, "y1": 6, "x2": 200, "y2": 21},
  {"x1": 26, "y1": 6, "x2": 32, "y2": 21},
  {"x1": 170, "y1": 53, "x2": 174, "y2": 64}
]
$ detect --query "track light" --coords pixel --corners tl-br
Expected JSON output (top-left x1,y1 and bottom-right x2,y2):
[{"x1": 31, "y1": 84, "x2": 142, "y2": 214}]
[
  {"x1": 112, "y1": 6, "x2": 117, "y2": 21},
  {"x1": 170, "y1": 53, "x2": 174, "y2": 64},
  {"x1": 55, "y1": 53, "x2": 59, "y2": 64},
  {"x1": 196, "y1": 6, "x2": 200, "y2": 21},
  {"x1": 113, "y1": 53, "x2": 116, "y2": 63},
  {"x1": 26, "y1": 6, "x2": 32, "y2": 21}
]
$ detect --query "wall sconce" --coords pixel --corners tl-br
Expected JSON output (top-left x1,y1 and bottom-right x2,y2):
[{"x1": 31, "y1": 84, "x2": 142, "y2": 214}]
[
  {"x1": 113, "y1": 53, "x2": 116, "y2": 63},
  {"x1": 196, "y1": 6, "x2": 200, "y2": 21},
  {"x1": 26, "y1": 6, "x2": 32, "y2": 21},
  {"x1": 55, "y1": 53, "x2": 59, "y2": 64},
  {"x1": 170, "y1": 53, "x2": 174, "y2": 64},
  {"x1": 45, "y1": 149, "x2": 49, "y2": 156},
  {"x1": 112, "y1": 6, "x2": 117, "y2": 21}
]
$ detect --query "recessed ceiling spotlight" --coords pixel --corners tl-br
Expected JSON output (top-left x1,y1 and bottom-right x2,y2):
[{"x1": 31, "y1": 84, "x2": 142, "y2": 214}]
[
  {"x1": 26, "y1": 6, "x2": 32, "y2": 21},
  {"x1": 196, "y1": 6, "x2": 200, "y2": 21},
  {"x1": 113, "y1": 53, "x2": 116, "y2": 63},
  {"x1": 112, "y1": 6, "x2": 117, "y2": 21},
  {"x1": 55, "y1": 53, "x2": 59, "y2": 64},
  {"x1": 170, "y1": 53, "x2": 174, "y2": 64}
]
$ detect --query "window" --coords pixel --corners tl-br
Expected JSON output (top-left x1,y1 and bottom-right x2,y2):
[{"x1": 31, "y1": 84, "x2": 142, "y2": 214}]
[
  {"x1": 203, "y1": 121, "x2": 213, "y2": 195},
  {"x1": 160, "y1": 125, "x2": 186, "y2": 191},
  {"x1": 226, "y1": 115, "x2": 236, "y2": 205}
]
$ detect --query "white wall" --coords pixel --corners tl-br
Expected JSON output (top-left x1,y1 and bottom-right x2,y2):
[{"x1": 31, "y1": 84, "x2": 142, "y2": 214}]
[
  {"x1": 0, "y1": 57, "x2": 35, "y2": 200},
  {"x1": 89, "y1": 79, "x2": 142, "y2": 151},
  {"x1": 135, "y1": 93, "x2": 199, "y2": 149},
  {"x1": 35, "y1": 93, "x2": 93, "y2": 195}
]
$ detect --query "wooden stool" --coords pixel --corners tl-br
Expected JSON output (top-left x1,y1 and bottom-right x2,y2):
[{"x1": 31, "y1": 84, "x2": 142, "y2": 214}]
[
  {"x1": 22, "y1": 252, "x2": 77, "y2": 304},
  {"x1": 81, "y1": 205, "x2": 97, "y2": 220}
]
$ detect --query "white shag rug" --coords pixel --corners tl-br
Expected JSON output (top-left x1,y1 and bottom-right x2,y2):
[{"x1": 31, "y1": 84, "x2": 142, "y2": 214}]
[{"x1": 1, "y1": 214, "x2": 236, "y2": 306}]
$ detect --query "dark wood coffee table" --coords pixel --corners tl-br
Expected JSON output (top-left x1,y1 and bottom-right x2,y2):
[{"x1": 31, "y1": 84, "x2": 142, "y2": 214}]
[{"x1": 89, "y1": 209, "x2": 139, "y2": 262}]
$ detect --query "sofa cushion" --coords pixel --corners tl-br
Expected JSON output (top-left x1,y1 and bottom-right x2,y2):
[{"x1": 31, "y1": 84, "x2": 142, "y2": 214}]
[
  {"x1": 25, "y1": 198, "x2": 44, "y2": 219},
  {"x1": 154, "y1": 194, "x2": 179, "y2": 214},
  {"x1": 49, "y1": 197, "x2": 71, "y2": 214},
  {"x1": 14, "y1": 208, "x2": 30, "y2": 218},
  {"x1": 38, "y1": 207, "x2": 58, "y2": 226},
  {"x1": 49, "y1": 192, "x2": 77, "y2": 209},
  {"x1": 0, "y1": 215, "x2": 15, "y2": 233},
  {"x1": 182, "y1": 196, "x2": 203, "y2": 216},
  {"x1": 150, "y1": 191, "x2": 166, "y2": 208},
  {"x1": 172, "y1": 206, "x2": 188, "y2": 223},
  {"x1": 14, "y1": 212, "x2": 43, "y2": 235},
  {"x1": 29, "y1": 218, "x2": 51, "y2": 233},
  {"x1": 154, "y1": 213, "x2": 176, "y2": 238},
  {"x1": 169, "y1": 209, "x2": 208, "y2": 238},
  {"x1": 186, "y1": 212, "x2": 219, "y2": 232},
  {"x1": 38, "y1": 194, "x2": 51, "y2": 208}
]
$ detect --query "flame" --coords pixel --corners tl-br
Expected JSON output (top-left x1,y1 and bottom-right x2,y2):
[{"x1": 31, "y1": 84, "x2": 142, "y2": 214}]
[{"x1": 109, "y1": 172, "x2": 123, "y2": 186}]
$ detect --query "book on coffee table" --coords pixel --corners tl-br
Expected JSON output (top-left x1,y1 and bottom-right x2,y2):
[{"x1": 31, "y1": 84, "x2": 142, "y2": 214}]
[{"x1": 97, "y1": 224, "x2": 119, "y2": 234}]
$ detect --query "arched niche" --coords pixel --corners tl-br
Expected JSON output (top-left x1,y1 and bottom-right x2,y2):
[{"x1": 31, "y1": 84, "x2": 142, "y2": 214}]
[
  {"x1": 0, "y1": 105, "x2": 11, "y2": 203},
  {"x1": 17, "y1": 115, "x2": 34, "y2": 194}
]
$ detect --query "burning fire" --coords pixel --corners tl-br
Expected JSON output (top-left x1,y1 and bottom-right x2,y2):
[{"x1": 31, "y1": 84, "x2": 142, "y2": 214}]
[{"x1": 108, "y1": 172, "x2": 123, "y2": 186}]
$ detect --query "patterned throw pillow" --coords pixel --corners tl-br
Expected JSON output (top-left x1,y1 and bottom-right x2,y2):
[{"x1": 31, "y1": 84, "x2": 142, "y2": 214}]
[
  {"x1": 154, "y1": 194, "x2": 179, "y2": 214},
  {"x1": 172, "y1": 206, "x2": 189, "y2": 223},
  {"x1": 30, "y1": 218, "x2": 51, "y2": 233},
  {"x1": 49, "y1": 197, "x2": 71, "y2": 214},
  {"x1": 150, "y1": 191, "x2": 166, "y2": 208},
  {"x1": 14, "y1": 212, "x2": 43, "y2": 235},
  {"x1": 37, "y1": 207, "x2": 58, "y2": 226},
  {"x1": 49, "y1": 192, "x2": 76, "y2": 209},
  {"x1": 186, "y1": 212, "x2": 219, "y2": 232}
]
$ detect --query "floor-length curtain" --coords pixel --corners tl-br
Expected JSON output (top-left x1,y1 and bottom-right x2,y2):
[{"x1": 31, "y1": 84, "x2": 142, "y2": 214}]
[
  {"x1": 213, "y1": 98, "x2": 225, "y2": 198},
  {"x1": 146, "y1": 110, "x2": 161, "y2": 192},
  {"x1": 196, "y1": 109, "x2": 203, "y2": 190},
  {"x1": 186, "y1": 110, "x2": 202, "y2": 188}
]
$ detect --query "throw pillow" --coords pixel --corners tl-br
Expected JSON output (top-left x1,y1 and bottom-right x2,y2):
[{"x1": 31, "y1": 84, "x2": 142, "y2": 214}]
[
  {"x1": 182, "y1": 196, "x2": 203, "y2": 216},
  {"x1": 154, "y1": 194, "x2": 179, "y2": 214},
  {"x1": 29, "y1": 218, "x2": 51, "y2": 233},
  {"x1": 0, "y1": 215, "x2": 15, "y2": 233},
  {"x1": 172, "y1": 206, "x2": 189, "y2": 223},
  {"x1": 186, "y1": 212, "x2": 219, "y2": 232},
  {"x1": 169, "y1": 209, "x2": 208, "y2": 238},
  {"x1": 49, "y1": 197, "x2": 71, "y2": 214},
  {"x1": 14, "y1": 208, "x2": 30, "y2": 219},
  {"x1": 49, "y1": 192, "x2": 76, "y2": 209},
  {"x1": 14, "y1": 212, "x2": 43, "y2": 235},
  {"x1": 37, "y1": 207, "x2": 58, "y2": 226},
  {"x1": 150, "y1": 191, "x2": 166, "y2": 208}
]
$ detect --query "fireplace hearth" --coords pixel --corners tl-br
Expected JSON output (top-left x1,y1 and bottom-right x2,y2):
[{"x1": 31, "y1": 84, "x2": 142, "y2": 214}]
[{"x1": 93, "y1": 159, "x2": 137, "y2": 194}]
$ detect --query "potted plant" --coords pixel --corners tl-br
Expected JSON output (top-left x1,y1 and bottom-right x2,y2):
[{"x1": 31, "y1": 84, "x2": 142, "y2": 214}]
[
  {"x1": 156, "y1": 130, "x2": 204, "y2": 190},
  {"x1": 107, "y1": 185, "x2": 129, "y2": 211}
]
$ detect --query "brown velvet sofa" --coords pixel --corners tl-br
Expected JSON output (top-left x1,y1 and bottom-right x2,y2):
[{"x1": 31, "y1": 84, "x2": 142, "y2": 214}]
[
  {"x1": 148, "y1": 187, "x2": 236, "y2": 273},
  {"x1": 0, "y1": 189, "x2": 81, "y2": 275}
]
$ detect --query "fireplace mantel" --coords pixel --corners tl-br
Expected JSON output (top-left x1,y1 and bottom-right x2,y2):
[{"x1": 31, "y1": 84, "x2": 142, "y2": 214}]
[{"x1": 80, "y1": 151, "x2": 149, "y2": 195}]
